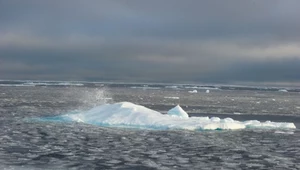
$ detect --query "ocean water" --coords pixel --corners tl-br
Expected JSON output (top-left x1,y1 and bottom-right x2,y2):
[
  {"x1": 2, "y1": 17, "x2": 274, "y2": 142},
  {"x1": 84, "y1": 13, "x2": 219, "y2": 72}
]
[{"x1": 0, "y1": 81, "x2": 300, "y2": 169}]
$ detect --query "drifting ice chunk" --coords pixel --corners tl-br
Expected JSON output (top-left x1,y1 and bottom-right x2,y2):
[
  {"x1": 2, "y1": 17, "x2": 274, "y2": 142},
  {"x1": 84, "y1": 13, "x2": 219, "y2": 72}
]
[
  {"x1": 164, "y1": 96, "x2": 180, "y2": 99},
  {"x1": 188, "y1": 90, "x2": 198, "y2": 93},
  {"x1": 165, "y1": 85, "x2": 178, "y2": 89},
  {"x1": 278, "y1": 89, "x2": 288, "y2": 92},
  {"x1": 167, "y1": 105, "x2": 189, "y2": 118},
  {"x1": 206, "y1": 90, "x2": 210, "y2": 93},
  {"x1": 44, "y1": 102, "x2": 296, "y2": 131}
]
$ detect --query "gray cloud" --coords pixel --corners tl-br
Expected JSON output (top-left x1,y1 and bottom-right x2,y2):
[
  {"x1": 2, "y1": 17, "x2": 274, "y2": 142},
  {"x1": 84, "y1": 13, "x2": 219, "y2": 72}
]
[
  {"x1": 0, "y1": 0, "x2": 300, "y2": 83},
  {"x1": 199, "y1": 58, "x2": 300, "y2": 83}
]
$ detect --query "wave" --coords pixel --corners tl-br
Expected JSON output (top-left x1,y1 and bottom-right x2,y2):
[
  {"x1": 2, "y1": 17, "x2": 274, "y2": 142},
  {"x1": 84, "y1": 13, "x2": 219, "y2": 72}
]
[{"x1": 36, "y1": 102, "x2": 296, "y2": 131}]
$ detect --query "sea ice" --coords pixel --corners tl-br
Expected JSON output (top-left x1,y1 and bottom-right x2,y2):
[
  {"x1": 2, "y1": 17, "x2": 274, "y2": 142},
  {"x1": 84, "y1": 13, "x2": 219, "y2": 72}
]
[
  {"x1": 130, "y1": 86, "x2": 161, "y2": 90},
  {"x1": 164, "y1": 96, "x2": 180, "y2": 99},
  {"x1": 233, "y1": 112, "x2": 242, "y2": 115},
  {"x1": 167, "y1": 105, "x2": 189, "y2": 118},
  {"x1": 49, "y1": 102, "x2": 297, "y2": 131},
  {"x1": 206, "y1": 90, "x2": 210, "y2": 93},
  {"x1": 278, "y1": 89, "x2": 288, "y2": 92},
  {"x1": 165, "y1": 85, "x2": 179, "y2": 89},
  {"x1": 188, "y1": 90, "x2": 198, "y2": 93}
]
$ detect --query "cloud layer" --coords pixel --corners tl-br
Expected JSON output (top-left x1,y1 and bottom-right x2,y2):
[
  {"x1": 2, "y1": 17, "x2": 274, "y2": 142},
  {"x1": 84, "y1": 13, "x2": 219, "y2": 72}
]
[{"x1": 1, "y1": 0, "x2": 300, "y2": 83}]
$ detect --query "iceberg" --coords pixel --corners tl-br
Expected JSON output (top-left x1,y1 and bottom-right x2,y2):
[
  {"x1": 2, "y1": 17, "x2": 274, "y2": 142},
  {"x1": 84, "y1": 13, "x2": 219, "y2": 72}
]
[{"x1": 41, "y1": 102, "x2": 296, "y2": 131}]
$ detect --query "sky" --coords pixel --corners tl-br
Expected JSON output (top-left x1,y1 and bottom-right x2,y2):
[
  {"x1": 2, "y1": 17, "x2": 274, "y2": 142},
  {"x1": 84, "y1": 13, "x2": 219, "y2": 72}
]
[{"x1": 1, "y1": 0, "x2": 300, "y2": 83}]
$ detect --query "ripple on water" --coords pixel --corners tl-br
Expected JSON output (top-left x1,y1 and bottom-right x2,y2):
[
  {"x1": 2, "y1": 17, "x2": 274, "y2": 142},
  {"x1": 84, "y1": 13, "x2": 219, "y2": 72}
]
[{"x1": 0, "y1": 120, "x2": 300, "y2": 169}]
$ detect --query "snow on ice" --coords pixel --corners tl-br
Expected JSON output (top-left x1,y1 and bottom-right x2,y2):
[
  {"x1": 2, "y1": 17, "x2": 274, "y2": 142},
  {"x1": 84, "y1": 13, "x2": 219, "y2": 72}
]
[
  {"x1": 167, "y1": 105, "x2": 189, "y2": 118},
  {"x1": 43, "y1": 102, "x2": 296, "y2": 131}
]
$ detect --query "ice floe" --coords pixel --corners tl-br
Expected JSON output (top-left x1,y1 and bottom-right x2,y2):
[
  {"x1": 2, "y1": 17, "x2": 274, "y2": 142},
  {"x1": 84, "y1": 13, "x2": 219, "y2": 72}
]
[
  {"x1": 164, "y1": 96, "x2": 180, "y2": 99},
  {"x1": 41, "y1": 102, "x2": 296, "y2": 131},
  {"x1": 188, "y1": 90, "x2": 198, "y2": 93},
  {"x1": 278, "y1": 89, "x2": 288, "y2": 92}
]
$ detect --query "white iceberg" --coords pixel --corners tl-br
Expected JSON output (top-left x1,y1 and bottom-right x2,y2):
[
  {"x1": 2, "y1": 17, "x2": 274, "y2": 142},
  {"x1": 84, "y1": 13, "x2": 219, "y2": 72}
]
[{"x1": 59, "y1": 102, "x2": 296, "y2": 130}]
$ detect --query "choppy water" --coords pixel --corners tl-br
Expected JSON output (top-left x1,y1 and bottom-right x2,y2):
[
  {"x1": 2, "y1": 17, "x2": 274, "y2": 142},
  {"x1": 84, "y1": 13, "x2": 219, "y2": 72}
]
[{"x1": 1, "y1": 82, "x2": 300, "y2": 169}]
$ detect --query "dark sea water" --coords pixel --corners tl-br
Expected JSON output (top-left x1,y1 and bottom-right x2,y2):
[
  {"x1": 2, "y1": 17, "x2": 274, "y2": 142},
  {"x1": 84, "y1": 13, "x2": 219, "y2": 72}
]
[{"x1": 0, "y1": 81, "x2": 300, "y2": 169}]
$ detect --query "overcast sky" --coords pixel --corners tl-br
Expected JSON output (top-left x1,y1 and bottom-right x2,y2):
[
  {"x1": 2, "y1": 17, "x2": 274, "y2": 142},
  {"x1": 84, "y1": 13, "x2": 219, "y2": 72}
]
[{"x1": 1, "y1": 0, "x2": 300, "y2": 83}]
